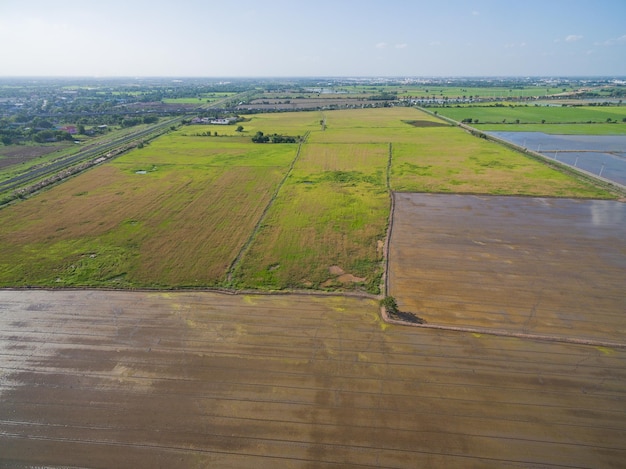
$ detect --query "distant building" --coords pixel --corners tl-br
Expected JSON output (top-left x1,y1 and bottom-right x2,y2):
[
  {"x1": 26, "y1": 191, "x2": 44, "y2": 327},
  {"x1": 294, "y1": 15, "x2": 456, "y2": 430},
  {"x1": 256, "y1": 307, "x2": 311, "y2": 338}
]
[
  {"x1": 58, "y1": 125, "x2": 77, "y2": 134},
  {"x1": 191, "y1": 117, "x2": 239, "y2": 125}
]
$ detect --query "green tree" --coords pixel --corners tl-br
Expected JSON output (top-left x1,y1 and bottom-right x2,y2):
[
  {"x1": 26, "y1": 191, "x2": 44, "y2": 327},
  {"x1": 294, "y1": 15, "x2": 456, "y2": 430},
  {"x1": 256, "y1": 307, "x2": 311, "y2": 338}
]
[{"x1": 380, "y1": 296, "x2": 399, "y2": 315}]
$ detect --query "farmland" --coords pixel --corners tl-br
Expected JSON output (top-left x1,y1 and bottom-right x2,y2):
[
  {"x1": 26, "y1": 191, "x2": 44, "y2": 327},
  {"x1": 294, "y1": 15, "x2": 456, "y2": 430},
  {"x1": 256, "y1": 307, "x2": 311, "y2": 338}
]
[
  {"x1": 233, "y1": 142, "x2": 389, "y2": 292},
  {"x1": 1, "y1": 289, "x2": 624, "y2": 468},
  {"x1": 430, "y1": 104, "x2": 626, "y2": 134},
  {"x1": 0, "y1": 107, "x2": 617, "y2": 290},
  {"x1": 390, "y1": 128, "x2": 611, "y2": 196},
  {"x1": 0, "y1": 134, "x2": 297, "y2": 288},
  {"x1": 1, "y1": 80, "x2": 625, "y2": 469}
]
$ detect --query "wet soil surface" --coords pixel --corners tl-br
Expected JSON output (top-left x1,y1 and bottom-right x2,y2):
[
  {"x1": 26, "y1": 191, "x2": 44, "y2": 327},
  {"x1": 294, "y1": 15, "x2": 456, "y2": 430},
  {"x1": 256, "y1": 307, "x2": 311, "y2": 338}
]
[
  {"x1": 1, "y1": 289, "x2": 625, "y2": 468},
  {"x1": 389, "y1": 193, "x2": 626, "y2": 343}
]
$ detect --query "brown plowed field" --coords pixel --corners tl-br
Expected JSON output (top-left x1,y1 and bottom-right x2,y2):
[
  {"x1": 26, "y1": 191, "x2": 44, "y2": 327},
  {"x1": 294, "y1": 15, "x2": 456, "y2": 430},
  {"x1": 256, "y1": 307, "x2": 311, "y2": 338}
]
[
  {"x1": 388, "y1": 194, "x2": 626, "y2": 343},
  {"x1": 0, "y1": 144, "x2": 70, "y2": 170},
  {"x1": 1, "y1": 289, "x2": 625, "y2": 468}
]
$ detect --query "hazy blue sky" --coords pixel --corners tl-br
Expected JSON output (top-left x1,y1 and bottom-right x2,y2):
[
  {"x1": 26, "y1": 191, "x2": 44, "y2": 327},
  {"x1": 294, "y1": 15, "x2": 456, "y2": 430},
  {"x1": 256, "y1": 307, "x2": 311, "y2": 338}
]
[{"x1": 1, "y1": 0, "x2": 625, "y2": 77}]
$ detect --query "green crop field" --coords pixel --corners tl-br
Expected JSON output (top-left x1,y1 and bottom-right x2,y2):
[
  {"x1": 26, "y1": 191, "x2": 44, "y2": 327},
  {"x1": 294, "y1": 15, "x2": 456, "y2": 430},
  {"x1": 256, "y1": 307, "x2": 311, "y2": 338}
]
[
  {"x1": 390, "y1": 130, "x2": 609, "y2": 196},
  {"x1": 0, "y1": 107, "x2": 616, "y2": 291},
  {"x1": 308, "y1": 107, "x2": 450, "y2": 144},
  {"x1": 233, "y1": 142, "x2": 390, "y2": 292},
  {"x1": 0, "y1": 133, "x2": 297, "y2": 288},
  {"x1": 430, "y1": 105, "x2": 626, "y2": 134}
]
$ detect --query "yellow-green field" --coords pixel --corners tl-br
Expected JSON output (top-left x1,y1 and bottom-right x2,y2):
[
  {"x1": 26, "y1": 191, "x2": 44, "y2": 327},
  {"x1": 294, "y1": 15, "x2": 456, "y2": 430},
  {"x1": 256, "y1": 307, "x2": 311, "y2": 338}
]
[
  {"x1": 0, "y1": 134, "x2": 297, "y2": 288},
  {"x1": 0, "y1": 107, "x2": 616, "y2": 290},
  {"x1": 233, "y1": 142, "x2": 389, "y2": 291},
  {"x1": 390, "y1": 129, "x2": 609, "y2": 196}
]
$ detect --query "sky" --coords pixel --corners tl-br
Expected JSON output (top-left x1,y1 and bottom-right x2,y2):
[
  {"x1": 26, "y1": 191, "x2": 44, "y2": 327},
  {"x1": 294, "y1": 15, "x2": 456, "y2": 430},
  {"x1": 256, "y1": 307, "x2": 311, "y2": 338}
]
[{"x1": 1, "y1": 0, "x2": 625, "y2": 77}]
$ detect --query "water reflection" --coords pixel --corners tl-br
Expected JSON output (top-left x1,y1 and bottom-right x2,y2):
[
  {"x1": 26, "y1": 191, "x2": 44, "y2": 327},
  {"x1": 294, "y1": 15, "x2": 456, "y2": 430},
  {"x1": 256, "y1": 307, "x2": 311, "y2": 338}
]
[
  {"x1": 488, "y1": 132, "x2": 626, "y2": 186},
  {"x1": 589, "y1": 200, "x2": 626, "y2": 227}
]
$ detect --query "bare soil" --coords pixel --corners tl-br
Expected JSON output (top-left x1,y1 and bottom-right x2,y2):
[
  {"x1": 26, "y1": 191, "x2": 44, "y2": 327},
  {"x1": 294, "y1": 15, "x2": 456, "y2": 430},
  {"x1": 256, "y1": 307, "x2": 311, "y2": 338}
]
[
  {"x1": 0, "y1": 144, "x2": 70, "y2": 170},
  {"x1": 388, "y1": 193, "x2": 626, "y2": 343},
  {"x1": 0, "y1": 289, "x2": 625, "y2": 468}
]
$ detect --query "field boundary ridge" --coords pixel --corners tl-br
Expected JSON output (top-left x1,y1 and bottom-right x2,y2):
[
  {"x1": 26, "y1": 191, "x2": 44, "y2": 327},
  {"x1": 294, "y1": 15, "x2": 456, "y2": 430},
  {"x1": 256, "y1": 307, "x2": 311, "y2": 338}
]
[{"x1": 380, "y1": 306, "x2": 626, "y2": 349}]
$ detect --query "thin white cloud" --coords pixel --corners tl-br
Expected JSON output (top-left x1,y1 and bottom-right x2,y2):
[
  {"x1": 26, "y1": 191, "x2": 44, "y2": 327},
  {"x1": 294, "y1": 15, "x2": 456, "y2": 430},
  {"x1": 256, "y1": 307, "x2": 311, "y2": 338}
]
[
  {"x1": 395, "y1": 43, "x2": 407, "y2": 49},
  {"x1": 429, "y1": 41, "x2": 441, "y2": 46},
  {"x1": 595, "y1": 34, "x2": 626, "y2": 46},
  {"x1": 565, "y1": 34, "x2": 583, "y2": 42},
  {"x1": 375, "y1": 42, "x2": 388, "y2": 49}
]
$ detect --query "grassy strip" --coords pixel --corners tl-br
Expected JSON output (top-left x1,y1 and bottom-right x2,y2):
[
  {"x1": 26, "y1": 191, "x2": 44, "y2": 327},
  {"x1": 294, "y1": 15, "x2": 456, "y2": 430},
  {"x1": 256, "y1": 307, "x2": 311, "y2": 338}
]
[{"x1": 473, "y1": 123, "x2": 626, "y2": 135}]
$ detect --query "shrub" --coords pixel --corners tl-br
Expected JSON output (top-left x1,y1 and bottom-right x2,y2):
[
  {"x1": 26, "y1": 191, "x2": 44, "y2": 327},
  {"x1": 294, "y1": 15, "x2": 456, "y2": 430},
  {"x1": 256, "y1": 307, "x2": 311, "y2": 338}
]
[{"x1": 380, "y1": 296, "x2": 399, "y2": 314}]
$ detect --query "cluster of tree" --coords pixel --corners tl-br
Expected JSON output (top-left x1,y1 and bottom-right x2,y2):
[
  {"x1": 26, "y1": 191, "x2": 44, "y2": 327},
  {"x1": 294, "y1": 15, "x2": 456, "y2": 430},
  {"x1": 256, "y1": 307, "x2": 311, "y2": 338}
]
[
  {"x1": 251, "y1": 131, "x2": 298, "y2": 143},
  {"x1": 370, "y1": 92, "x2": 398, "y2": 101},
  {"x1": 32, "y1": 129, "x2": 75, "y2": 143},
  {"x1": 121, "y1": 115, "x2": 159, "y2": 127}
]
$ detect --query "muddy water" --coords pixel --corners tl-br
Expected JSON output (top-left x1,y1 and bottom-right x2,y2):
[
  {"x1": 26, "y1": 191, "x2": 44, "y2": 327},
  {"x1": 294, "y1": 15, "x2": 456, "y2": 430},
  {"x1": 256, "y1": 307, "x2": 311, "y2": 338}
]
[{"x1": 388, "y1": 193, "x2": 626, "y2": 341}]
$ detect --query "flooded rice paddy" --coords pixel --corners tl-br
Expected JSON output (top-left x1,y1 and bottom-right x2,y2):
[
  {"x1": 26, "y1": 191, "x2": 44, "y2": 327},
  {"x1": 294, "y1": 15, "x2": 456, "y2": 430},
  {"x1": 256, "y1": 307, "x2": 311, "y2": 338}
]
[
  {"x1": 388, "y1": 193, "x2": 626, "y2": 342},
  {"x1": 488, "y1": 131, "x2": 626, "y2": 186}
]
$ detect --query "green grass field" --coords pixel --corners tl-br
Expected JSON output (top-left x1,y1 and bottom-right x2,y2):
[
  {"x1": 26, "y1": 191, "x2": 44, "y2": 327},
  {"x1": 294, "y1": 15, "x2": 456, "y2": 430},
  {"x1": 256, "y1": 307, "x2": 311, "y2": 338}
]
[
  {"x1": 0, "y1": 134, "x2": 296, "y2": 288},
  {"x1": 0, "y1": 107, "x2": 616, "y2": 291},
  {"x1": 430, "y1": 105, "x2": 626, "y2": 134},
  {"x1": 233, "y1": 142, "x2": 389, "y2": 292},
  {"x1": 390, "y1": 130, "x2": 608, "y2": 197}
]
